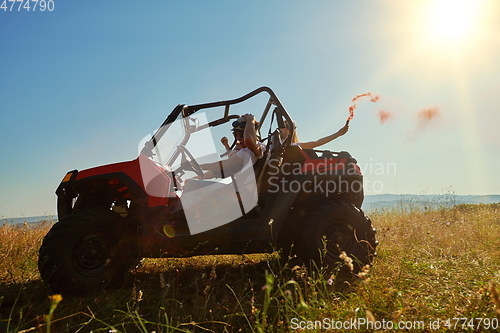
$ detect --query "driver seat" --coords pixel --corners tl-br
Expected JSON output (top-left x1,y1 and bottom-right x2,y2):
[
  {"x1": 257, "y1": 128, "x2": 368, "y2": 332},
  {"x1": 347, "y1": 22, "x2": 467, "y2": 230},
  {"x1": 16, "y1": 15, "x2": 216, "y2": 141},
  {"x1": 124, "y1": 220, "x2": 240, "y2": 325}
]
[{"x1": 255, "y1": 130, "x2": 283, "y2": 206}]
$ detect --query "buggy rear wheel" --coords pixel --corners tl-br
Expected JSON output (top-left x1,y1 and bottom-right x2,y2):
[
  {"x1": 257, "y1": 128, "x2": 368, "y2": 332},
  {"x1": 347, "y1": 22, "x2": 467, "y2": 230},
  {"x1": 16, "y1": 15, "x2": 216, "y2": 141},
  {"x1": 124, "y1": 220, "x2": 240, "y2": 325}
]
[{"x1": 296, "y1": 200, "x2": 377, "y2": 275}]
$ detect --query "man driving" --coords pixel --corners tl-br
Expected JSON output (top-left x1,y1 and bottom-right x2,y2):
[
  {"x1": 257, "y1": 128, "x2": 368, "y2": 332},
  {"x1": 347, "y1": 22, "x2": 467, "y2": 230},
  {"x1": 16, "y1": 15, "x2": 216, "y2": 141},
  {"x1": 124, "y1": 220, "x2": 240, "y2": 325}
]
[{"x1": 180, "y1": 113, "x2": 265, "y2": 234}]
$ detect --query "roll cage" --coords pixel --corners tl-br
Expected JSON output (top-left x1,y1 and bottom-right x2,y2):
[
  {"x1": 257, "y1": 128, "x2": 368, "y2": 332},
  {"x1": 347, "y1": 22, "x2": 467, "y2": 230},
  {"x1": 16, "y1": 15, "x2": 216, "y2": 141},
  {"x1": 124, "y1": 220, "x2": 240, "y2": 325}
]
[{"x1": 140, "y1": 86, "x2": 296, "y2": 164}]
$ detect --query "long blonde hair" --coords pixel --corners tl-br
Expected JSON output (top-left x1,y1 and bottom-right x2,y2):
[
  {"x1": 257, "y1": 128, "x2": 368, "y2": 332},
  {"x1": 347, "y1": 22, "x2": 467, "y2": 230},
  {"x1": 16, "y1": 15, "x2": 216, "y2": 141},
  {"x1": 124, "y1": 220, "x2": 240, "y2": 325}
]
[
  {"x1": 283, "y1": 120, "x2": 299, "y2": 143},
  {"x1": 291, "y1": 129, "x2": 299, "y2": 144}
]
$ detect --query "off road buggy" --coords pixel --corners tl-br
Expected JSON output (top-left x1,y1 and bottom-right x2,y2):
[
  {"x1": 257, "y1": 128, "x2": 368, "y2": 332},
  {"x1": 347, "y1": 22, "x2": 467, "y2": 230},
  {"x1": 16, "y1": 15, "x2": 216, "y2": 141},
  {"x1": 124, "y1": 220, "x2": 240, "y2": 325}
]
[{"x1": 38, "y1": 87, "x2": 377, "y2": 293}]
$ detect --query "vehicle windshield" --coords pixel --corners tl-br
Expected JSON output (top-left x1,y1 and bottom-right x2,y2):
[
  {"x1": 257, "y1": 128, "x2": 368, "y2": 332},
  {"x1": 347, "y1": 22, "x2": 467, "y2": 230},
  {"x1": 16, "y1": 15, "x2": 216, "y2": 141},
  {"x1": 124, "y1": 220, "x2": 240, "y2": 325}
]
[
  {"x1": 151, "y1": 111, "x2": 185, "y2": 167},
  {"x1": 139, "y1": 108, "x2": 218, "y2": 175},
  {"x1": 153, "y1": 111, "x2": 219, "y2": 172}
]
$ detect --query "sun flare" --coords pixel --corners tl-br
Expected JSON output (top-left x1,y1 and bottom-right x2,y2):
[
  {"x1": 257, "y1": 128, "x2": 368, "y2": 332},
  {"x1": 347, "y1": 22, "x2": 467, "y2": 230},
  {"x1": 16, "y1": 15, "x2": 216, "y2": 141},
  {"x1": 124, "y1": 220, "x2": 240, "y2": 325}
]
[{"x1": 423, "y1": 0, "x2": 483, "y2": 47}]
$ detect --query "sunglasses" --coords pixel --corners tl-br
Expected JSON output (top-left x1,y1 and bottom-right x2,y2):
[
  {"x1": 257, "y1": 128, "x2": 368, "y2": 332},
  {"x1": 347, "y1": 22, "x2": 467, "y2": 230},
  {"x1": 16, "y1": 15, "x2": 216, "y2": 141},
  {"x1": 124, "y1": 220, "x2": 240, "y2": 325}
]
[{"x1": 232, "y1": 120, "x2": 246, "y2": 129}]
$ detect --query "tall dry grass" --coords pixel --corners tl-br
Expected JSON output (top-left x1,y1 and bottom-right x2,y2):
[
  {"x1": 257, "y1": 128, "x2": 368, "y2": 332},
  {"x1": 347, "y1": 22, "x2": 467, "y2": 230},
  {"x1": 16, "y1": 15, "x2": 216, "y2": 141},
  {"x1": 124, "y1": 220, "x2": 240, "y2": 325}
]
[
  {"x1": 358, "y1": 204, "x2": 500, "y2": 324},
  {"x1": 0, "y1": 204, "x2": 499, "y2": 332},
  {"x1": 0, "y1": 222, "x2": 51, "y2": 284}
]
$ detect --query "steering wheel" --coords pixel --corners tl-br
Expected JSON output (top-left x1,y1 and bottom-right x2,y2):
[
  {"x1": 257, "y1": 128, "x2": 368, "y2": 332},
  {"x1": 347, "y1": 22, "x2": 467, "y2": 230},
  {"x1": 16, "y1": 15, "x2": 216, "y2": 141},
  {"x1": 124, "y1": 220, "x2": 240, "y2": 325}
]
[{"x1": 177, "y1": 145, "x2": 204, "y2": 178}]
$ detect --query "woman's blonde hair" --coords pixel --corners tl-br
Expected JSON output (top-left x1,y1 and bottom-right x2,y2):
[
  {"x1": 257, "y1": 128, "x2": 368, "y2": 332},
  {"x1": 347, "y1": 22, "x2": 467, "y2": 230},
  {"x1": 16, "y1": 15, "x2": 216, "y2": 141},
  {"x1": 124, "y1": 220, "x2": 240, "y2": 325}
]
[
  {"x1": 283, "y1": 120, "x2": 299, "y2": 143},
  {"x1": 291, "y1": 130, "x2": 299, "y2": 143}
]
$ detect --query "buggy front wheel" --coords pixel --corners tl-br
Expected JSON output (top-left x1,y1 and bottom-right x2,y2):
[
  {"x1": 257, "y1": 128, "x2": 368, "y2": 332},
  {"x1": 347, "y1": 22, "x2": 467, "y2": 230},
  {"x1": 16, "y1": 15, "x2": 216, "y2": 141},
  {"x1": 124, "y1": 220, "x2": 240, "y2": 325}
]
[{"x1": 38, "y1": 208, "x2": 138, "y2": 294}]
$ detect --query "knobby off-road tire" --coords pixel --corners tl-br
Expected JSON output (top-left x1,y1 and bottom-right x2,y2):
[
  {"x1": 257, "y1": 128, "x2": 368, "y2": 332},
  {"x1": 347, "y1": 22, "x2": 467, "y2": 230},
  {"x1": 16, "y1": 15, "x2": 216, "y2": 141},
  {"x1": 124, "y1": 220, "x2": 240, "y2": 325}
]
[
  {"x1": 38, "y1": 208, "x2": 138, "y2": 294},
  {"x1": 296, "y1": 200, "x2": 377, "y2": 275}
]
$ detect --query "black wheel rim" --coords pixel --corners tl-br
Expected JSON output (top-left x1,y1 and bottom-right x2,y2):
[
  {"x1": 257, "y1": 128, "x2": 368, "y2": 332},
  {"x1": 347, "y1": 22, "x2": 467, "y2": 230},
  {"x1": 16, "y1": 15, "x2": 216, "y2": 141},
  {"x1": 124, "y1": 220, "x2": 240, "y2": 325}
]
[
  {"x1": 73, "y1": 232, "x2": 114, "y2": 276},
  {"x1": 322, "y1": 220, "x2": 355, "y2": 260}
]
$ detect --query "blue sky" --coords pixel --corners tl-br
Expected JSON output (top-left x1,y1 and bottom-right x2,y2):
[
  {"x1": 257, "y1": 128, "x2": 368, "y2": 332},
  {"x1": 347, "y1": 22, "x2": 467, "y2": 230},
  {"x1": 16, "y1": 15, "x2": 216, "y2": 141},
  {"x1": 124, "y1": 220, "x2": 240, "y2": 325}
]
[{"x1": 1, "y1": 0, "x2": 499, "y2": 218}]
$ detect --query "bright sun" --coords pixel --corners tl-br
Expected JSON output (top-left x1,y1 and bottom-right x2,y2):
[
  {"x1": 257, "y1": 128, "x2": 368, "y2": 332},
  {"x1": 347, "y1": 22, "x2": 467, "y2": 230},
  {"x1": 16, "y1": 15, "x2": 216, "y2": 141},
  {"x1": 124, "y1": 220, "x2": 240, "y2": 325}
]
[
  {"x1": 422, "y1": 0, "x2": 483, "y2": 47},
  {"x1": 428, "y1": 0, "x2": 480, "y2": 44}
]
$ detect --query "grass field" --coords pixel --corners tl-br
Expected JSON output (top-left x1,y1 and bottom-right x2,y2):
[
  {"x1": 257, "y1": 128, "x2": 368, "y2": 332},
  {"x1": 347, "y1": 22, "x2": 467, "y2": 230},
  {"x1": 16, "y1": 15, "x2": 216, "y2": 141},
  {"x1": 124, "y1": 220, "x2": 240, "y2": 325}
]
[{"x1": 1, "y1": 203, "x2": 499, "y2": 332}]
